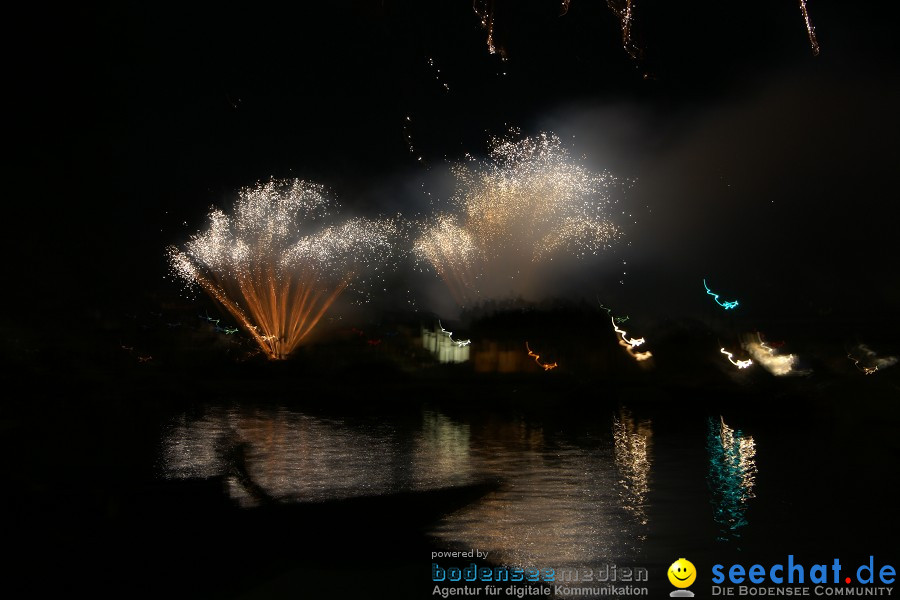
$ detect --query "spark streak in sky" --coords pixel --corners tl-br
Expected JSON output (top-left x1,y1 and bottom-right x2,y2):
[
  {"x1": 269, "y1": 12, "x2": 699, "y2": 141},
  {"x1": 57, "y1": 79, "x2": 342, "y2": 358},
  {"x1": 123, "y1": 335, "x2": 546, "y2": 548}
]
[
  {"x1": 470, "y1": 2, "x2": 817, "y2": 60},
  {"x1": 798, "y1": 0, "x2": 820, "y2": 56},
  {"x1": 744, "y1": 333, "x2": 808, "y2": 376},
  {"x1": 169, "y1": 179, "x2": 401, "y2": 360},
  {"x1": 849, "y1": 355, "x2": 877, "y2": 375},
  {"x1": 599, "y1": 301, "x2": 629, "y2": 324},
  {"x1": 473, "y1": 0, "x2": 503, "y2": 58},
  {"x1": 721, "y1": 347, "x2": 753, "y2": 369},
  {"x1": 415, "y1": 132, "x2": 627, "y2": 305},
  {"x1": 704, "y1": 279, "x2": 739, "y2": 310},
  {"x1": 526, "y1": 341, "x2": 558, "y2": 371},
  {"x1": 439, "y1": 320, "x2": 471, "y2": 347},
  {"x1": 606, "y1": 0, "x2": 639, "y2": 58},
  {"x1": 848, "y1": 344, "x2": 898, "y2": 375},
  {"x1": 200, "y1": 312, "x2": 240, "y2": 335},
  {"x1": 612, "y1": 317, "x2": 644, "y2": 348},
  {"x1": 612, "y1": 317, "x2": 652, "y2": 361}
]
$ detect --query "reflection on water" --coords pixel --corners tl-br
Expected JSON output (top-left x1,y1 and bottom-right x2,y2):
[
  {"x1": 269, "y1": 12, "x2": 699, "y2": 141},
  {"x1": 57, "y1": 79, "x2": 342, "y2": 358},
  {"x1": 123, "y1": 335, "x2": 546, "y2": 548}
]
[
  {"x1": 161, "y1": 406, "x2": 650, "y2": 569},
  {"x1": 413, "y1": 411, "x2": 474, "y2": 487},
  {"x1": 431, "y1": 416, "x2": 646, "y2": 569},
  {"x1": 161, "y1": 407, "x2": 477, "y2": 506},
  {"x1": 613, "y1": 408, "x2": 652, "y2": 532},
  {"x1": 707, "y1": 416, "x2": 757, "y2": 543}
]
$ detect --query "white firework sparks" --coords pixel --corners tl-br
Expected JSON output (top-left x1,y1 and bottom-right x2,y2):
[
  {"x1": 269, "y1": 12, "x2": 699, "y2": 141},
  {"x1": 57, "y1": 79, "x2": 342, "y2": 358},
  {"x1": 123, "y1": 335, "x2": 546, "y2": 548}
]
[
  {"x1": 415, "y1": 132, "x2": 629, "y2": 305},
  {"x1": 169, "y1": 179, "x2": 403, "y2": 359}
]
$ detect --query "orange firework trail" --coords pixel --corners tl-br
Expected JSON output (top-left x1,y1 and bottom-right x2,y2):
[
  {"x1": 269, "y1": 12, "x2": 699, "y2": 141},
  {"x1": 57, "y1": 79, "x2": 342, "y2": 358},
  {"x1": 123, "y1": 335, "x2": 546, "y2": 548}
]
[
  {"x1": 526, "y1": 341, "x2": 558, "y2": 371},
  {"x1": 169, "y1": 179, "x2": 402, "y2": 360}
]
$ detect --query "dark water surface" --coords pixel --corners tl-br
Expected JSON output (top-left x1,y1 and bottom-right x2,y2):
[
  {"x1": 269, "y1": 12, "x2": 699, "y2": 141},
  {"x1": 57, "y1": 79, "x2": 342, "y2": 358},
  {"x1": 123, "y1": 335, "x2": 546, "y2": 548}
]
[
  {"x1": 154, "y1": 376, "x2": 897, "y2": 597},
  {"x1": 3, "y1": 370, "x2": 898, "y2": 598}
]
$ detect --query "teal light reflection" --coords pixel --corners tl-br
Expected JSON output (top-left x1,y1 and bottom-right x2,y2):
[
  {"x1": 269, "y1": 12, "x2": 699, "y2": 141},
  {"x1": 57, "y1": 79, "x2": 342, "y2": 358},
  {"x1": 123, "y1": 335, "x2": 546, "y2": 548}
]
[{"x1": 707, "y1": 416, "x2": 757, "y2": 543}]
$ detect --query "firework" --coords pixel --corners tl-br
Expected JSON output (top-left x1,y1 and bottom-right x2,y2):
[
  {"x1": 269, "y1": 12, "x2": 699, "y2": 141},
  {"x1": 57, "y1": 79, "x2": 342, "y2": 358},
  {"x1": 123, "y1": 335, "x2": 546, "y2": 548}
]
[
  {"x1": 473, "y1": 0, "x2": 503, "y2": 58},
  {"x1": 704, "y1": 279, "x2": 739, "y2": 310},
  {"x1": 743, "y1": 333, "x2": 808, "y2": 376},
  {"x1": 599, "y1": 301, "x2": 629, "y2": 324},
  {"x1": 471, "y1": 3, "x2": 817, "y2": 61},
  {"x1": 426, "y1": 57, "x2": 451, "y2": 93},
  {"x1": 199, "y1": 311, "x2": 240, "y2": 335},
  {"x1": 720, "y1": 347, "x2": 752, "y2": 369},
  {"x1": 473, "y1": 0, "x2": 638, "y2": 57},
  {"x1": 439, "y1": 320, "x2": 471, "y2": 347},
  {"x1": 612, "y1": 316, "x2": 652, "y2": 362},
  {"x1": 606, "y1": 0, "x2": 639, "y2": 58},
  {"x1": 422, "y1": 323, "x2": 471, "y2": 363},
  {"x1": 848, "y1": 344, "x2": 898, "y2": 375},
  {"x1": 798, "y1": 0, "x2": 820, "y2": 56},
  {"x1": 415, "y1": 132, "x2": 627, "y2": 305},
  {"x1": 413, "y1": 215, "x2": 478, "y2": 306},
  {"x1": 169, "y1": 179, "x2": 401, "y2": 360},
  {"x1": 526, "y1": 341, "x2": 558, "y2": 371},
  {"x1": 612, "y1": 316, "x2": 644, "y2": 348}
]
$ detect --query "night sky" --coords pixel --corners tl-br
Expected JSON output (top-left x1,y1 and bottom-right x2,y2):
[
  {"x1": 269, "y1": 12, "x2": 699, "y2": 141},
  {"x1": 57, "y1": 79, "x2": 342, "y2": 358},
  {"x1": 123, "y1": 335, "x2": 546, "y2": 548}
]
[{"x1": 8, "y1": 0, "x2": 900, "y2": 350}]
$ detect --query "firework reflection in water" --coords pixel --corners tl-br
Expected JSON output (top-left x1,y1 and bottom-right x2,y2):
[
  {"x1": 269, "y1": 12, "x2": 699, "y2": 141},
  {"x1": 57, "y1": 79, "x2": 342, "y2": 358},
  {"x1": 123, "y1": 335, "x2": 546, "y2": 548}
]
[
  {"x1": 161, "y1": 407, "x2": 477, "y2": 506},
  {"x1": 613, "y1": 408, "x2": 652, "y2": 532},
  {"x1": 707, "y1": 416, "x2": 757, "y2": 543},
  {"x1": 169, "y1": 179, "x2": 402, "y2": 359},
  {"x1": 415, "y1": 132, "x2": 628, "y2": 306}
]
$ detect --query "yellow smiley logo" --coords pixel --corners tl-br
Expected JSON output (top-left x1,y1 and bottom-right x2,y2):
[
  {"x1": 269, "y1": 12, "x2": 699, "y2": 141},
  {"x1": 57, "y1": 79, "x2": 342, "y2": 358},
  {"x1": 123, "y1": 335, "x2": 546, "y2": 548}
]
[{"x1": 668, "y1": 558, "x2": 697, "y2": 588}]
